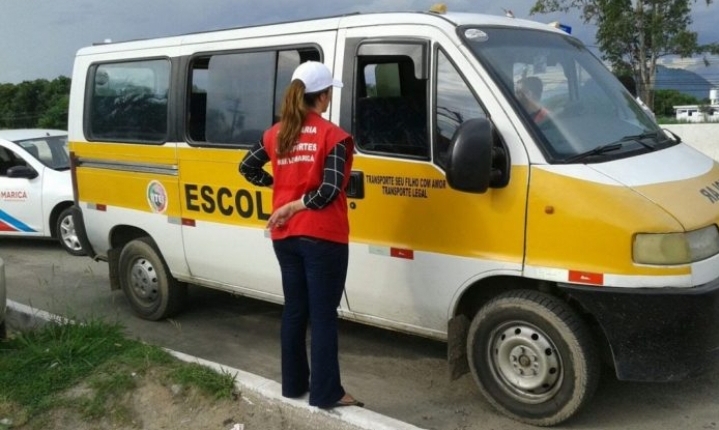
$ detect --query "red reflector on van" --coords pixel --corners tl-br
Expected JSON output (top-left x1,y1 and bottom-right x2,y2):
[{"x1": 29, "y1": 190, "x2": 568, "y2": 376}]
[
  {"x1": 181, "y1": 218, "x2": 196, "y2": 227},
  {"x1": 390, "y1": 248, "x2": 414, "y2": 260},
  {"x1": 568, "y1": 270, "x2": 603, "y2": 286},
  {"x1": 95, "y1": 204, "x2": 107, "y2": 212}
]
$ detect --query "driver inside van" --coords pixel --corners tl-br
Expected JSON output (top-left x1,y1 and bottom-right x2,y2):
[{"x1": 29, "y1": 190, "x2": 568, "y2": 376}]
[{"x1": 516, "y1": 76, "x2": 549, "y2": 124}]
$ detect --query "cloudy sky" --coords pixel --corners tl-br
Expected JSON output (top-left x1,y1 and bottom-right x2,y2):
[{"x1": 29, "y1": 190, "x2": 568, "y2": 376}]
[{"x1": 1, "y1": 0, "x2": 718, "y2": 85}]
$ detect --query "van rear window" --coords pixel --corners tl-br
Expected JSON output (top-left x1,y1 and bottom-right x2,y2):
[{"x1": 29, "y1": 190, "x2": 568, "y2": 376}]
[{"x1": 87, "y1": 59, "x2": 170, "y2": 143}]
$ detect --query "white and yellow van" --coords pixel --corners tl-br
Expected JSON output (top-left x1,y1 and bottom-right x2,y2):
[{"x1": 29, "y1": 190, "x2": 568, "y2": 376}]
[{"x1": 68, "y1": 9, "x2": 719, "y2": 426}]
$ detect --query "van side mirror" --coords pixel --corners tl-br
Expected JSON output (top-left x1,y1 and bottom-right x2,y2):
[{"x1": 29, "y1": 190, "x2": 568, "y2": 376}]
[
  {"x1": 446, "y1": 118, "x2": 510, "y2": 193},
  {"x1": 6, "y1": 165, "x2": 38, "y2": 179}
]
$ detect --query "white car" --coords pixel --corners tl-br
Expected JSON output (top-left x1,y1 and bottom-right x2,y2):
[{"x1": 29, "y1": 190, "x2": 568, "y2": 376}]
[{"x1": 0, "y1": 129, "x2": 84, "y2": 255}]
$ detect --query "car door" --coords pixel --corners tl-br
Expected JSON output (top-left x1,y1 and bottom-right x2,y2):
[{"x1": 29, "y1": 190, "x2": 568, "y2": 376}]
[
  {"x1": 0, "y1": 143, "x2": 44, "y2": 236},
  {"x1": 335, "y1": 25, "x2": 529, "y2": 335}
]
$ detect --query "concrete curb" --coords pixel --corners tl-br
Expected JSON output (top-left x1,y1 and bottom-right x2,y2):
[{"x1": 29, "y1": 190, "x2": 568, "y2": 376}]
[{"x1": 5, "y1": 299, "x2": 426, "y2": 430}]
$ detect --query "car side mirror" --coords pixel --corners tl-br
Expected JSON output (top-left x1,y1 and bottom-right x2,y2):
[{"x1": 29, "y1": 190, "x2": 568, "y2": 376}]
[
  {"x1": 6, "y1": 165, "x2": 38, "y2": 179},
  {"x1": 446, "y1": 118, "x2": 510, "y2": 193}
]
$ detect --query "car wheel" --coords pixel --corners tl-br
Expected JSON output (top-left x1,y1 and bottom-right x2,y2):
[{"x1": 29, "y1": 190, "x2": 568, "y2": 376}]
[
  {"x1": 118, "y1": 237, "x2": 187, "y2": 321},
  {"x1": 56, "y1": 207, "x2": 85, "y2": 256},
  {"x1": 467, "y1": 290, "x2": 600, "y2": 426}
]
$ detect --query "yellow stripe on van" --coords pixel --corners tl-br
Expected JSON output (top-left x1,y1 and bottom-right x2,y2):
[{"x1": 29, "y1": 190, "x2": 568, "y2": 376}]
[
  {"x1": 75, "y1": 141, "x2": 530, "y2": 261},
  {"x1": 348, "y1": 156, "x2": 528, "y2": 261},
  {"x1": 72, "y1": 141, "x2": 182, "y2": 217}
]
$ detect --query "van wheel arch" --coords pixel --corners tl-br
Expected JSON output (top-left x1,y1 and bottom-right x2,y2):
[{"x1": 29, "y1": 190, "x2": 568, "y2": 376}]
[
  {"x1": 449, "y1": 277, "x2": 612, "y2": 380},
  {"x1": 107, "y1": 226, "x2": 162, "y2": 292}
]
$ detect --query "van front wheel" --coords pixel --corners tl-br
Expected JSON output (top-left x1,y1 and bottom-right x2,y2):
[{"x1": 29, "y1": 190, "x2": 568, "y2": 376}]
[
  {"x1": 467, "y1": 290, "x2": 599, "y2": 426},
  {"x1": 118, "y1": 237, "x2": 187, "y2": 321}
]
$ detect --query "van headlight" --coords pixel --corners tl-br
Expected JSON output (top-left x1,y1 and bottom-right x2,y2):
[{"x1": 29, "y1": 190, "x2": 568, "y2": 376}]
[{"x1": 633, "y1": 225, "x2": 719, "y2": 265}]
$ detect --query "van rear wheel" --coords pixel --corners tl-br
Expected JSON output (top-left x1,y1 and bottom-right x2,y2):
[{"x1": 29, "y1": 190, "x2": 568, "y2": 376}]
[
  {"x1": 118, "y1": 237, "x2": 187, "y2": 320},
  {"x1": 467, "y1": 290, "x2": 599, "y2": 426}
]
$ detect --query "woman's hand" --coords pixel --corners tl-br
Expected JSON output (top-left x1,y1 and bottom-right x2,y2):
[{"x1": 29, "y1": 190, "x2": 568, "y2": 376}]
[{"x1": 267, "y1": 199, "x2": 304, "y2": 230}]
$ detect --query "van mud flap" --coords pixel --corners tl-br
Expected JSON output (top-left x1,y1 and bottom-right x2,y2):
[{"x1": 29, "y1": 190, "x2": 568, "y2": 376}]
[
  {"x1": 107, "y1": 247, "x2": 121, "y2": 291},
  {"x1": 448, "y1": 314, "x2": 470, "y2": 380}
]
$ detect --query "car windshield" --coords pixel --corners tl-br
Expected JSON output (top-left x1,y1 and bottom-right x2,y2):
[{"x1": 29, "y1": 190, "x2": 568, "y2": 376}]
[
  {"x1": 14, "y1": 134, "x2": 70, "y2": 170},
  {"x1": 462, "y1": 27, "x2": 675, "y2": 163}
]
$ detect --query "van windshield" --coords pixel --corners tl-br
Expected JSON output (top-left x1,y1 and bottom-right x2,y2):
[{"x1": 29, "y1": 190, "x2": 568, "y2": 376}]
[{"x1": 462, "y1": 27, "x2": 675, "y2": 163}]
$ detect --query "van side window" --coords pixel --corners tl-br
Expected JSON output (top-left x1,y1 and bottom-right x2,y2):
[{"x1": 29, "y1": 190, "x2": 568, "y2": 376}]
[
  {"x1": 187, "y1": 48, "x2": 320, "y2": 146},
  {"x1": 435, "y1": 50, "x2": 488, "y2": 168},
  {"x1": 88, "y1": 59, "x2": 170, "y2": 143},
  {"x1": 353, "y1": 44, "x2": 429, "y2": 158}
]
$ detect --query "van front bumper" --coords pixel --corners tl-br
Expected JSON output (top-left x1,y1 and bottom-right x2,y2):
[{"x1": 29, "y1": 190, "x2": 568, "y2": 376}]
[{"x1": 558, "y1": 278, "x2": 719, "y2": 382}]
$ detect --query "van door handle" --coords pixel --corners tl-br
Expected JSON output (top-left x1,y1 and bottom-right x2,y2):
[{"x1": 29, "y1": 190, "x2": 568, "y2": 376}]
[{"x1": 346, "y1": 171, "x2": 364, "y2": 199}]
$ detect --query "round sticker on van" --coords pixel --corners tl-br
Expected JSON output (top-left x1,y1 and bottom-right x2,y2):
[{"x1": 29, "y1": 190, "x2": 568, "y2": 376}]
[
  {"x1": 147, "y1": 180, "x2": 168, "y2": 213},
  {"x1": 464, "y1": 29, "x2": 489, "y2": 42}
]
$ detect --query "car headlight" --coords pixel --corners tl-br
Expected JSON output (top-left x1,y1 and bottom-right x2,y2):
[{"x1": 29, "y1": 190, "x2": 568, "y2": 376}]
[{"x1": 633, "y1": 225, "x2": 719, "y2": 265}]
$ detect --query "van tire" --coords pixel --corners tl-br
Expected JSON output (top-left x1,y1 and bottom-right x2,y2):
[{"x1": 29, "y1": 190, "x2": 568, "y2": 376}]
[
  {"x1": 118, "y1": 237, "x2": 187, "y2": 320},
  {"x1": 467, "y1": 290, "x2": 599, "y2": 426},
  {"x1": 56, "y1": 207, "x2": 85, "y2": 256}
]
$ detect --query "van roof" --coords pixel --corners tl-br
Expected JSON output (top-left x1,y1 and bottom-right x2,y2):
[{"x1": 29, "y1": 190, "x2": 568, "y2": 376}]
[{"x1": 76, "y1": 11, "x2": 565, "y2": 55}]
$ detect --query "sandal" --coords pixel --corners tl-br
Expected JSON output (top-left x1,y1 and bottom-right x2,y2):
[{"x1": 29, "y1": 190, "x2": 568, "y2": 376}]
[{"x1": 321, "y1": 394, "x2": 365, "y2": 409}]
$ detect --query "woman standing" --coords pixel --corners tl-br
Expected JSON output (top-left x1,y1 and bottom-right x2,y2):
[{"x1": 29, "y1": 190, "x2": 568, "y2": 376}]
[{"x1": 239, "y1": 61, "x2": 362, "y2": 409}]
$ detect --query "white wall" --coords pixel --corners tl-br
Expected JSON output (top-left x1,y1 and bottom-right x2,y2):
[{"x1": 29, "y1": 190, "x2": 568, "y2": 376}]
[{"x1": 662, "y1": 123, "x2": 719, "y2": 160}]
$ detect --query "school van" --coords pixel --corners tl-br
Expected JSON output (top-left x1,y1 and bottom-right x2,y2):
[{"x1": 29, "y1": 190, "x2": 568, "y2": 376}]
[{"x1": 68, "y1": 9, "x2": 719, "y2": 426}]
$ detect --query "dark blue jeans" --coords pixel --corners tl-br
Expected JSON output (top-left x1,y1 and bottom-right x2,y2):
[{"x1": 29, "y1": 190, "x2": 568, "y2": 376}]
[{"x1": 272, "y1": 236, "x2": 348, "y2": 407}]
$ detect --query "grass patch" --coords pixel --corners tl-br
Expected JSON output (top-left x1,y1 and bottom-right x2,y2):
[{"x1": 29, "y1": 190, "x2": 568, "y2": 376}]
[{"x1": 0, "y1": 319, "x2": 237, "y2": 429}]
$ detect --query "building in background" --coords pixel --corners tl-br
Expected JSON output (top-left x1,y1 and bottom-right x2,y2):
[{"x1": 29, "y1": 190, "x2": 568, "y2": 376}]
[{"x1": 674, "y1": 88, "x2": 719, "y2": 122}]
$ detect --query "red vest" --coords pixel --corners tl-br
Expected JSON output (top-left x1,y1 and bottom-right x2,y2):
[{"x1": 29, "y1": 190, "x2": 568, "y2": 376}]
[
  {"x1": 533, "y1": 107, "x2": 549, "y2": 124},
  {"x1": 263, "y1": 112, "x2": 354, "y2": 243}
]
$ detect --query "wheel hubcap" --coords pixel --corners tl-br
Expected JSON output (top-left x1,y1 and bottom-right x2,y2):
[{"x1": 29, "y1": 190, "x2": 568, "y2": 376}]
[
  {"x1": 490, "y1": 322, "x2": 563, "y2": 403},
  {"x1": 129, "y1": 258, "x2": 158, "y2": 304},
  {"x1": 59, "y1": 214, "x2": 82, "y2": 252}
]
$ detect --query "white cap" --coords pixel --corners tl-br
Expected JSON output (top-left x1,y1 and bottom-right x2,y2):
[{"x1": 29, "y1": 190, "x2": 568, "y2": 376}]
[{"x1": 291, "y1": 61, "x2": 343, "y2": 93}]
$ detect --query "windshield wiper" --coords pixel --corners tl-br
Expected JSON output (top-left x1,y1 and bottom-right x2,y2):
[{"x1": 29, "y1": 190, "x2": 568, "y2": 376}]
[
  {"x1": 563, "y1": 132, "x2": 665, "y2": 163},
  {"x1": 615, "y1": 131, "x2": 661, "y2": 150},
  {"x1": 563, "y1": 142, "x2": 624, "y2": 163},
  {"x1": 662, "y1": 128, "x2": 682, "y2": 143}
]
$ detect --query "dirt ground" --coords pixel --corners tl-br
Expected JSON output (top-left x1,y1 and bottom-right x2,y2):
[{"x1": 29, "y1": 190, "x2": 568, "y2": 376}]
[{"x1": 10, "y1": 373, "x2": 361, "y2": 430}]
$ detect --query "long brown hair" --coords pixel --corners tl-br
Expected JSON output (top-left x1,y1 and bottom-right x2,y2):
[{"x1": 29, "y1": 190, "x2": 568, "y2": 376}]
[{"x1": 276, "y1": 80, "x2": 329, "y2": 157}]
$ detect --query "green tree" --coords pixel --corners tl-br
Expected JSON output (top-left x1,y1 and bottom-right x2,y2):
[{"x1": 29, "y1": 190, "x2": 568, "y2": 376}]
[
  {"x1": 38, "y1": 94, "x2": 69, "y2": 129},
  {"x1": 0, "y1": 83, "x2": 18, "y2": 128},
  {"x1": 0, "y1": 77, "x2": 70, "y2": 129},
  {"x1": 653, "y1": 88, "x2": 700, "y2": 116},
  {"x1": 530, "y1": 0, "x2": 719, "y2": 110},
  {"x1": 39, "y1": 76, "x2": 71, "y2": 129}
]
